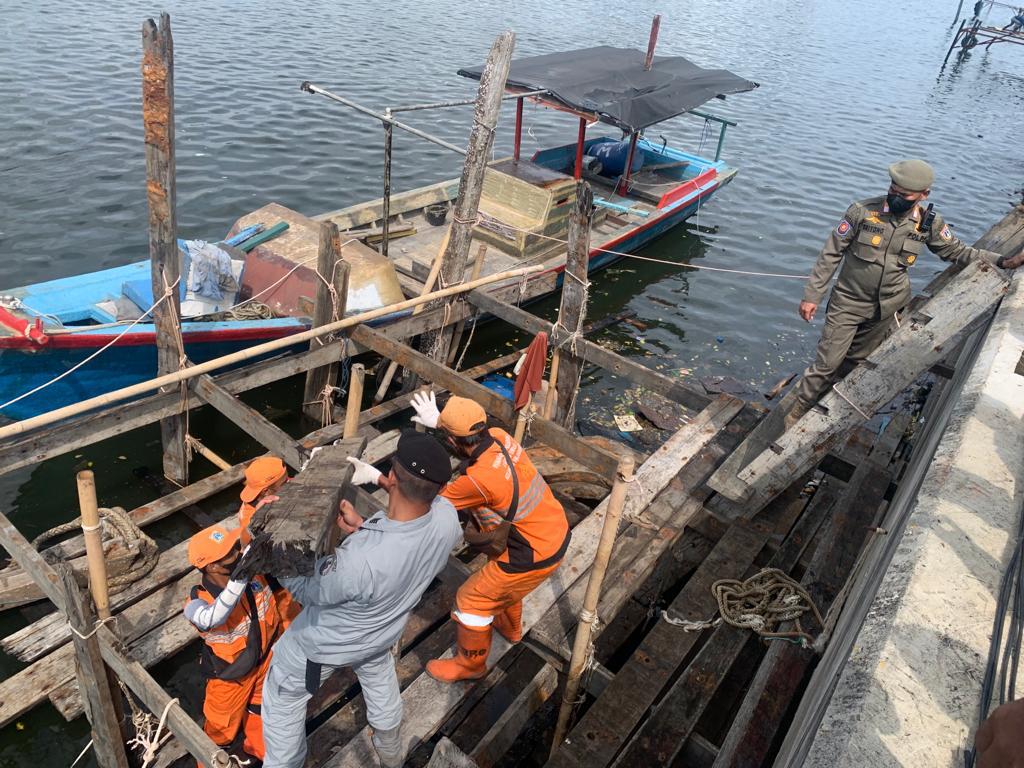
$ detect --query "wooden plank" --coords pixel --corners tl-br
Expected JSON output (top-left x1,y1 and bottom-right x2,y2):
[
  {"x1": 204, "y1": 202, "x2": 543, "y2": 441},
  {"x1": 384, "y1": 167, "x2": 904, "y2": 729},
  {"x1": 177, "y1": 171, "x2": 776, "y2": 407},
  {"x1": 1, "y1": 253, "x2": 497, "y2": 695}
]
[
  {"x1": 469, "y1": 289, "x2": 711, "y2": 413},
  {"x1": 349, "y1": 324, "x2": 621, "y2": 477},
  {"x1": 471, "y1": 664, "x2": 559, "y2": 768},
  {"x1": 0, "y1": 507, "x2": 224, "y2": 767},
  {"x1": 711, "y1": 449, "x2": 899, "y2": 767},
  {"x1": 320, "y1": 398, "x2": 737, "y2": 768},
  {"x1": 142, "y1": 12, "x2": 187, "y2": 484},
  {"x1": 58, "y1": 563, "x2": 130, "y2": 768},
  {"x1": 526, "y1": 397, "x2": 747, "y2": 655},
  {"x1": 716, "y1": 259, "x2": 1008, "y2": 505},
  {"x1": 192, "y1": 374, "x2": 307, "y2": 470}
]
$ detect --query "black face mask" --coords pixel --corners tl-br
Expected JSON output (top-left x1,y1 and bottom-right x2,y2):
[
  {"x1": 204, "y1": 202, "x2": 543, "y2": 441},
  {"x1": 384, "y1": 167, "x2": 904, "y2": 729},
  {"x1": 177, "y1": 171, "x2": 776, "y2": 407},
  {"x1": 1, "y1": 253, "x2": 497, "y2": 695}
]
[{"x1": 886, "y1": 193, "x2": 916, "y2": 216}]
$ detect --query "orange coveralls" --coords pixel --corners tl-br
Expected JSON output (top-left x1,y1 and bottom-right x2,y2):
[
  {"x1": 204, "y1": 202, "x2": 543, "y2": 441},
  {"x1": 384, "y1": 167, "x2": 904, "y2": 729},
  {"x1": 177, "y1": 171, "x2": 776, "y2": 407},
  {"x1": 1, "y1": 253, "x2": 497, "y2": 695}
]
[
  {"x1": 441, "y1": 428, "x2": 571, "y2": 624},
  {"x1": 188, "y1": 574, "x2": 282, "y2": 761}
]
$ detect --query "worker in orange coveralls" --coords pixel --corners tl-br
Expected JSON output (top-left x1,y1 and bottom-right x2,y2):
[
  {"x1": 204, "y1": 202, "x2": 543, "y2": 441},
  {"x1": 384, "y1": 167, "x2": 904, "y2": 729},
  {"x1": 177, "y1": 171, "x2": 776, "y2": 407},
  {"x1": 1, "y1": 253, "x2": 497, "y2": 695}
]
[
  {"x1": 237, "y1": 456, "x2": 301, "y2": 626},
  {"x1": 184, "y1": 524, "x2": 283, "y2": 764},
  {"x1": 409, "y1": 393, "x2": 571, "y2": 683}
]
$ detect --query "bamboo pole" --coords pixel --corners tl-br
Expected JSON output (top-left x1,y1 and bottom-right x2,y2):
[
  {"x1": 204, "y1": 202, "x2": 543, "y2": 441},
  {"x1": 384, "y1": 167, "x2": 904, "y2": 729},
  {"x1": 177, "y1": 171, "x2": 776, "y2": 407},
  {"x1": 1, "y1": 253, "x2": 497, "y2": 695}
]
[
  {"x1": 373, "y1": 225, "x2": 452, "y2": 403},
  {"x1": 186, "y1": 436, "x2": 232, "y2": 471},
  {"x1": 77, "y1": 470, "x2": 112, "y2": 621},
  {"x1": 343, "y1": 364, "x2": 366, "y2": 439},
  {"x1": 303, "y1": 221, "x2": 349, "y2": 420},
  {"x1": 542, "y1": 350, "x2": 560, "y2": 420},
  {"x1": 0, "y1": 263, "x2": 543, "y2": 442},
  {"x1": 513, "y1": 394, "x2": 533, "y2": 443},
  {"x1": 446, "y1": 243, "x2": 488, "y2": 366},
  {"x1": 550, "y1": 453, "x2": 635, "y2": 754},
  {"x1": 142, "y1": 13, "x2": 187, "y2": 484},
  {"x1": 421, "y1": 30, "x2": 515, "y2": 366}
]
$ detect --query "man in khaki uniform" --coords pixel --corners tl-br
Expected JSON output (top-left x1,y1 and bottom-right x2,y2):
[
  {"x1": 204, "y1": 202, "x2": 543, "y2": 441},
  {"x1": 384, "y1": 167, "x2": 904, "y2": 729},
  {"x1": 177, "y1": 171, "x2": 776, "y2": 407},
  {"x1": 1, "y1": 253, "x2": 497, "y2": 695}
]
[{"x1": 788, "y1": 159, "x2": 1024, "y2": 428}]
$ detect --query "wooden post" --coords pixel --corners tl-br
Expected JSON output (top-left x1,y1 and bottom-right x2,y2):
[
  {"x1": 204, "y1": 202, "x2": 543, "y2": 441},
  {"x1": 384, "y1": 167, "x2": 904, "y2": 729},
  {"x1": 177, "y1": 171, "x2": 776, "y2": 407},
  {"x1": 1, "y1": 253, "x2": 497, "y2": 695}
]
[
  {"x1": 420, "y1": 30, "x2": 515, "y2": 366},
  {"x1": 552, "y1": 182, "x2": 593, "y2": 427},
  {"x1": 142, "y1": 13, "x2": 187, "y2": 485},
  {"x1": 76, "y1": 470, "x2": 112, "y2": 621},
  {"x1": 513, "y1": 394, "x2": 533, "y2": 443},
  {"x1": 58, "y1": 563, "x2": 130, "y2": 768},
  {"x1": 303, "y1": 222, "x2": 349, "y2": 421},
  {"x1": 343, "y1": 364, "x2": 366, "y2": 439},
  {"x1": 550, "y1": 453, "x2": 635, "y2": 754},
  {"x1": 644, "y1": 14, "x2": 662, "y2": 71},
  {"x1": 617, "y1": 132, "x2": 639, "y2": 195},
  {"x1": 446, "y1": 243, "x2": 488, "y2": 367}
]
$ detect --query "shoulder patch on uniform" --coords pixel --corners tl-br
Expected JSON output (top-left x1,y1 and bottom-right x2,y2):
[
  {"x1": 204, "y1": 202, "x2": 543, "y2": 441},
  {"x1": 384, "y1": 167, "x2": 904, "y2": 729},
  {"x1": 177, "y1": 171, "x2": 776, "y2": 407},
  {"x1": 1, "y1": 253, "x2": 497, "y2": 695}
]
[
  {"x1": 319, "y1": 554, "x2": 338, "y2": 576},
  {"x1": 836, "y1": 219, "x2": 852, "y2": 236},
  {"x1": 940, "y1": 224, "x2": 952, "y2": 241}
]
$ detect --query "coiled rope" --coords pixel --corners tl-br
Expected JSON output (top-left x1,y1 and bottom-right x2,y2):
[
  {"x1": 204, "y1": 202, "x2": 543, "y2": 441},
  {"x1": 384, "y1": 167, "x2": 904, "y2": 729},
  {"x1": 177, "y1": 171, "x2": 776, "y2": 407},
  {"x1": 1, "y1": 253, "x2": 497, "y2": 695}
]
[{"x1": 33, "y1": 507, "x2": 159, "y2": 593}]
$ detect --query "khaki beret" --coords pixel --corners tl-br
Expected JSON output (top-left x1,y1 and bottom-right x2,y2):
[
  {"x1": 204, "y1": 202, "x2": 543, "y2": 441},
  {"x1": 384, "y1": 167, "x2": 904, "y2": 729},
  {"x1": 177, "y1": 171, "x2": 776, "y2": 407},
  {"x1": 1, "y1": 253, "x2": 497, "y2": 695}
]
[{"x1": 888, "y1": 159, "x2": 935, "y2": 192}]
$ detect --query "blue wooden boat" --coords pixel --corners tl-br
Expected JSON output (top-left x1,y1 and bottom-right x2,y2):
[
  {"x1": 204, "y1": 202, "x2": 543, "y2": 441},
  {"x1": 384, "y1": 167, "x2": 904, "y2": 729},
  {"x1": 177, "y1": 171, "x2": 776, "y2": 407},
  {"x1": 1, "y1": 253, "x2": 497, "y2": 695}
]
[{"x1": 1, "y1": 43, "x2": 757, "y2": 422}]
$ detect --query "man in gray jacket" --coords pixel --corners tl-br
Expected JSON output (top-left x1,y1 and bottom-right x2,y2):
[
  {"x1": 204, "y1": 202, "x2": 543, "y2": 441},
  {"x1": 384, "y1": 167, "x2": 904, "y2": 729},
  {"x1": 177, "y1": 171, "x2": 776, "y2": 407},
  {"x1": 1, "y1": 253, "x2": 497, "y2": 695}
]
[
  {"x1": 261, "y1": 432, "x2": 461, "y2": 768},
  {"x1": 787, "y1": 159, "x2": 1024, "y2": 429}
]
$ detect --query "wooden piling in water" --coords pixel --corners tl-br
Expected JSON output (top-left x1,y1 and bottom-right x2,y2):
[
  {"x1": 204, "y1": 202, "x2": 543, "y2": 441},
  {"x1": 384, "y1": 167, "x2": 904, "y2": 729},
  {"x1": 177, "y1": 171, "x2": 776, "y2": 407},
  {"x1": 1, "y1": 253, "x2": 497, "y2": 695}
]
[
  {"x1": 141, "y1": 13, "x2": 187, "y2": 484},
  {"x1": 551, "y1": 182, "x2": 593, "y2": 427},
  {"x1": 303, "y1": 221, "x2": 350, "y2": 422},
  {"x1": 421, "y1": 30, "x2": 515, "y2": 366}
]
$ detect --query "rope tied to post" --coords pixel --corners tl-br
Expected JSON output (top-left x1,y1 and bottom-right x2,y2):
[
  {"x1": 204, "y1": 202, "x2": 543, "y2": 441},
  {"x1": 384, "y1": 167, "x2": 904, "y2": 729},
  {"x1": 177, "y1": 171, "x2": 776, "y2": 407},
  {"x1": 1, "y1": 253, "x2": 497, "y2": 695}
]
[
  {"x1": 661, "y1": 568, "x2": 826, "y2": 651},
  {"x1": 33, "y1": 507, "x2": 159, "y2": 593}
]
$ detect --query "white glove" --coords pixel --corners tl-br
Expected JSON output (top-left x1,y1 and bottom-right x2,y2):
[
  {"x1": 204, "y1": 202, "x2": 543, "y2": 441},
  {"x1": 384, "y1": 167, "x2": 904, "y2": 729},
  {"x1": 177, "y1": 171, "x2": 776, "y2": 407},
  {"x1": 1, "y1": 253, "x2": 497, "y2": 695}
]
[
  {"x1": 410, "y1": 390, "x2": 441, "y2": 429},
  {"x1": 347, "y1": 456, "x2": 382, "y2": 486}
]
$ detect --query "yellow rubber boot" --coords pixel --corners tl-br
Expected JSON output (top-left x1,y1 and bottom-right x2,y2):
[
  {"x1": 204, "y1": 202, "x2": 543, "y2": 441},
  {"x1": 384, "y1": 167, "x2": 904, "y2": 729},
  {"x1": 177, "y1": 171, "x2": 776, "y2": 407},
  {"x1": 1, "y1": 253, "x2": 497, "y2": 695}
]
[
  {"x1": 492, "y1": 601, "x2": 523, "y2": 644},
  {"x1": 426, "y1": 620, "x2": 491, "y2": 683}
]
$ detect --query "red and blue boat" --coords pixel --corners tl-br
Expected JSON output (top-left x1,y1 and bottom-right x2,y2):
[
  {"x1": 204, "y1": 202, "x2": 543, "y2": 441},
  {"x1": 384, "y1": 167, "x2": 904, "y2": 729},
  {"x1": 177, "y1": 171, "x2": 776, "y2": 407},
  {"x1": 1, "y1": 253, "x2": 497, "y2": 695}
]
[{"x1": 0, "y1": 42, "x2": 757, "y2": 421}]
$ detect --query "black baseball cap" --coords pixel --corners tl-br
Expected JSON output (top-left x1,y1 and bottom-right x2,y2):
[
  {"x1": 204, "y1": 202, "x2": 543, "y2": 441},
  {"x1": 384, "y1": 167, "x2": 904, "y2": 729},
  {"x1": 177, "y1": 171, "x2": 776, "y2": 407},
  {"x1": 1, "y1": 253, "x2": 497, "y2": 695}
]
[{"x1": 394, "y1": 431, "x2": 451, "y2": 485}]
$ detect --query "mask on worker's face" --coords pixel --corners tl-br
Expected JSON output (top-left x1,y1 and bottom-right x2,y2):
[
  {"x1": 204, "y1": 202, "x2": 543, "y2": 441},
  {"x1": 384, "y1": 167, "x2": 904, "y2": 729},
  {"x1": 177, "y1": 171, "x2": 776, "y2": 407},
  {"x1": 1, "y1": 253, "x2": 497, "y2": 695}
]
[{"x1": 886, "y1": 193, "x2": 916, "y2": 216}]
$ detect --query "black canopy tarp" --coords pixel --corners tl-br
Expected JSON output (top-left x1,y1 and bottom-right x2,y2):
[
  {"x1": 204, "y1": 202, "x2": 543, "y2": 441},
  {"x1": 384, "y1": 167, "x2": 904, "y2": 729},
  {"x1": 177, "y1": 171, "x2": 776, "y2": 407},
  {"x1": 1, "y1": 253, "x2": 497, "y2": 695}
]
[{"x1": 458, "y1": 46, "x2": 758, "y2": 134}]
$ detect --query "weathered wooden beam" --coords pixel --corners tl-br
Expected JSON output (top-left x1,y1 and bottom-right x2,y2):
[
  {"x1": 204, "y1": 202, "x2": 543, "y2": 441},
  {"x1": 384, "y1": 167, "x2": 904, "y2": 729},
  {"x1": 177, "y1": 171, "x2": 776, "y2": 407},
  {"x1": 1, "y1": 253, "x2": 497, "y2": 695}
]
[
  {"x1": 303, "y1": 221, "x2": 349, "y2": 421},
  {"x1": 142, "y1": 12, "x2": 186, "y2": 484},
  {"x1": 551, "y1": 182, "x2": 593, "y2": 427},
  {"x1": 471, "y1": 663, "x2": 558, "y2": 768},
  {"x1": 349, "y1": 324, "x2": 620, "y2": 477},
  {"x1": 58, "y1": 563, "x2": 130, "y2": 768},
  {"x1": 468, "y1": 290, "x2": 712, "y2": 413},
  {"x1": 0, "y1": 506, "x2": 229, "y2": 766},
  {"x1": 192, "y1": 374, "x2": 307, "y2": 470},
  {"x1": 712, "y1": 259, "x2": 1008, "y2": 506},
  {"x1": 421, "y1": 30, "x2": 515, "y2": 365}
]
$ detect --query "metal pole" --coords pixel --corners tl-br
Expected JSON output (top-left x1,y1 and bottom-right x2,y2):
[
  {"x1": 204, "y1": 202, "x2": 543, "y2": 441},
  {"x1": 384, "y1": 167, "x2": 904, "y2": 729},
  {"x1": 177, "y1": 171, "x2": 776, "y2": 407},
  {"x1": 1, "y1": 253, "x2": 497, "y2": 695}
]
[
  {"x1": 514, "y1": 97, "x2": 524, "y2": 161},
  {"x1": 715, "y1": 122, "x2": 728, "y2": 161},
  {"x1": 550, "y1": 454, "x2": 636, "y2": 754},
  {"x1": 389, "y1": 89, "x2": 547, "y2": 114},
  {"x1": 644, "y1": 14, "x2": 662, "y2": 70},
  {"x1": 301, "y1": 82, "x2": 467, "y2": 156},
  {"x1": 382, "y1": 108, "x2": 393, "y2": 257},
  {"x1": 944, "y1": 19, "x2": 968, "y2": 64},
  {"x1": 574, "y1": 117, "x2": 587, "y2": 180}
]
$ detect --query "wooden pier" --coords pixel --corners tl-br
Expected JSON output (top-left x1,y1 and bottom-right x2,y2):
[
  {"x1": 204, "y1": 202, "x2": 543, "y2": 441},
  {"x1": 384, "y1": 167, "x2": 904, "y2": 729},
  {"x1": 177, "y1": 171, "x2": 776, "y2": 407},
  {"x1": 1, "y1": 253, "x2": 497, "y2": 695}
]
[{"x1": 3, "y1": 11, "x2": 1024, "y2": 768}]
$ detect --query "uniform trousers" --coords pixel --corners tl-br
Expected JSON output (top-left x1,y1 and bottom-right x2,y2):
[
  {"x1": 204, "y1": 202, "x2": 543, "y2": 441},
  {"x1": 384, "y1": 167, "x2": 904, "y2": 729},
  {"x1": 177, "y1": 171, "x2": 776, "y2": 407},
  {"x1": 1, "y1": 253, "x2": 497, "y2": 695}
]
[
  {"x1": 262, "y1": 631, "x2": 401, "y2": 768},
  {"x1": 794, "y1": 301, "x2": 898, "y2": 409}
]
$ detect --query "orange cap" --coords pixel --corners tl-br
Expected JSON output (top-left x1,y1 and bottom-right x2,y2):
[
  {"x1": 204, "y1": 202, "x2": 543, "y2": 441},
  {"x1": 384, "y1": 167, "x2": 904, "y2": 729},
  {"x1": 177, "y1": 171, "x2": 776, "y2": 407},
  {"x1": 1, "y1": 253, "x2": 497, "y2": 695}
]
[
  {"x1": 240, "y1": 456, "x2": 287, "y2": 503},
  {"x1": 437, "y1": 396, "x2": 487, "y2": 437},
  {"x1": 188, "y1": 524, "x2": 240, "y2": 569}
]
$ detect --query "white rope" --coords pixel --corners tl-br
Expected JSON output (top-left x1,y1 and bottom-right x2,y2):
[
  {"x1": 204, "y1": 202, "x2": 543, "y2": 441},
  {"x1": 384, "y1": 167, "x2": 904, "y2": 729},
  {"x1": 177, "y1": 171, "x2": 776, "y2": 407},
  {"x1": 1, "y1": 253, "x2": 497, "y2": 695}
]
[
  {"x1": 831, "y1": 384, "x2": 871, "y2": 420},
  {"x1": 0, "y1": 277, "x2": 180, "y2": 412},
  {"x1": 68, "y1": 615, "x2": 117, "y2": 641},
  {"x1": 69, "y1": 739, "x2": 93, "y2": 768},
  {"x1": 125, "y1": 696, "x2": 180, "y2": 768}
]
